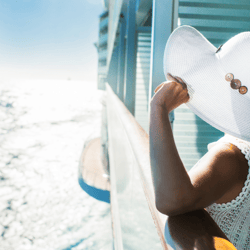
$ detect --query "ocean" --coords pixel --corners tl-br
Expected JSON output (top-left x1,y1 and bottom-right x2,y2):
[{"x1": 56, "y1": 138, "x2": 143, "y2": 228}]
[{"x1": 0, "y1": 79, "x2": 112, "y2": 250}]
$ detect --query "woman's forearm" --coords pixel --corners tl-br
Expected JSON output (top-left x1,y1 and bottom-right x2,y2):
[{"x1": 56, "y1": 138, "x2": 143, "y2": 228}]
[{"x1": 149, "y1": 103, "x2": 194, "y2": 214}]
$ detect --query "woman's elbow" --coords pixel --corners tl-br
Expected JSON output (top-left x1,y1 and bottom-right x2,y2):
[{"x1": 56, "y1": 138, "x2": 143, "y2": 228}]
[
  {"x1": 155, "y1": 196, "x2": 193, "y2": 216},
  {"x1": 156, "y1": 202, "x2": 176, "y2": 216},
  {"x1": 156, "y1": 203, "x2": 184, "y2": 216}
]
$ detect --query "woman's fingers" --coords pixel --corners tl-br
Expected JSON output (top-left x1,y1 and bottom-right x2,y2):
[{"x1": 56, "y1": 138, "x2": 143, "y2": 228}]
[
  {"x1": 175, "y1": 76, "x2": 187, "y2": 90},
  {"x1": 154, "y1": 73, "x2": 190, "y2": 104},
  {"x1": 167, "y1": 73, "x2": 187, "y2": 90},
  {"x1": 151, "y1": 78, "x2": 190, "y2": 112},
  {"x1": 155, "y1": 73, "x2": 187, "y2": 94},
  {"x1": 166, "y1": 73, "x2": 176, "y2": 82},
  {"x1": 154, "y1": 83, "x2": 164, "y2": 93}
]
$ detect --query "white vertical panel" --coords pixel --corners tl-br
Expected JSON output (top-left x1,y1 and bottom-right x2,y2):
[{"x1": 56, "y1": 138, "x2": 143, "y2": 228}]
[{"x1": 135, "y1": 32, "x2": 151, "y2": 133}]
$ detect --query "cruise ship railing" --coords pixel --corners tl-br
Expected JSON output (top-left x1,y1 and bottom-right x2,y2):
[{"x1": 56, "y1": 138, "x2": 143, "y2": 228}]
[{"x1": 106, "y1": 83, "x2": 236, "y2": 250}]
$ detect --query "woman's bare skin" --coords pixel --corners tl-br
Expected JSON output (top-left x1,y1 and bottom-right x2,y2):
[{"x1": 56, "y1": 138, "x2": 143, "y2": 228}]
[{"x1": 149, "y1": 74, "x2": 249, "y2": 216}]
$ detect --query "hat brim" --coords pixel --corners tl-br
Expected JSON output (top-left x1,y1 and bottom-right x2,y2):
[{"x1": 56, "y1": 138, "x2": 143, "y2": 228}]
[{"x1": 164, "y1": 25, "x2": 250, "y2": 142}]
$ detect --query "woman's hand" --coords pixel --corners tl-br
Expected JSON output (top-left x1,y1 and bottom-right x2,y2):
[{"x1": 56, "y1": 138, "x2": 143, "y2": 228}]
[{"x1": 150, "y1": 73, "x2": 190, "y2": 113}]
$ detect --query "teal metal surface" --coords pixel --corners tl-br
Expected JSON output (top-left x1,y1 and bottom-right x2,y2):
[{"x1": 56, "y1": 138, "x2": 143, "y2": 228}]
[
  {"x1": 107, "y1": 45, "x2": 119, "y2": 93},
  {"x1": 136, "y1": 0, "x2": 152, "y2": 26},
  {"x1": 107, "y1": 0, "x2": 124, "y2": 68},
  {"x1": 117, "y1": 15, "x2": 126, "y2": 102},
  {"x1": 98, "y1": 65, "x2": 107, "y2": 74},
  {"x1": 98, "y1": 11, "x2": 109, "y2": 90},
  {"x1": 98, "y1": 50, "x2": 108, "y2": 60},
  {"x1": 99, "y1": 33, "x2": 108, "y2": 46},
  {"x1": 124, "y1": 0, "x2": 137, "y2": 115},
  {"x1": 178, "y1": 0, "x2": 250, "y2": 47},
  {"x1": 103, "y1": 0, "x2": 109, "y2": 9},
  {"x1": 99, "y1": 16, "x2": 109, "y2": 30}
]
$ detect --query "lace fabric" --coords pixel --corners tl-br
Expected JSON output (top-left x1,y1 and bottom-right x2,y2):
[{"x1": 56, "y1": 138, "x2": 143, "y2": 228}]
[{"x1": 206, "y1": 134, "x2": 250, "y2": 249}]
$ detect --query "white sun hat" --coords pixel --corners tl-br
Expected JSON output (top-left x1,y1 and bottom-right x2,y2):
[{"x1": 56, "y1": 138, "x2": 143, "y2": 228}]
[{"x1": 163, "y1": 25, "x2": 250, "y2": 142}]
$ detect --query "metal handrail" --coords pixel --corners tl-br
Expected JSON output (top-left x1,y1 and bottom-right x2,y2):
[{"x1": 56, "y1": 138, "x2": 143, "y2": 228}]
[{"x1": 106, "y1": 83, "x2": 236, "y2": 250}]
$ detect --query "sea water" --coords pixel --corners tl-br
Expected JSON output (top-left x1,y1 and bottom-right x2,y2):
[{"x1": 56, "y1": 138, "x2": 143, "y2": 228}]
[{"x1": 0, "y1": 80, "x2": 112, "y2": 250}]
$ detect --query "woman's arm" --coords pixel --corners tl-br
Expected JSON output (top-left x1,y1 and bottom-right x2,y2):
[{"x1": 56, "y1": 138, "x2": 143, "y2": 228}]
[
  {"x1": 150, "y1": 102, "x2": 193, "y2": 215},
  {"x1": 149, "y1": 78, "x2": 246, "y2": 216}
]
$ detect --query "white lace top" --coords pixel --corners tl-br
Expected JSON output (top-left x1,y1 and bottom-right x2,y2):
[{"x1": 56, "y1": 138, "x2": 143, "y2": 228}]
[{"x1": 205, "y1": 134, "x2": 250, "y2": 250}]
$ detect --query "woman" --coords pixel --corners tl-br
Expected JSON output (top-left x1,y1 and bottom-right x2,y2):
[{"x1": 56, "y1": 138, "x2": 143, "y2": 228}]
[{"x1": 149, "y1": 26, "x2": 250, "y2": 249}]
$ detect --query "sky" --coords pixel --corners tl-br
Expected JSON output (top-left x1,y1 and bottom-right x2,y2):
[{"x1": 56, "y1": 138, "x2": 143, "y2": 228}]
[{"x1": 0, "y1": 0, "x2": 104, "y2": 82}]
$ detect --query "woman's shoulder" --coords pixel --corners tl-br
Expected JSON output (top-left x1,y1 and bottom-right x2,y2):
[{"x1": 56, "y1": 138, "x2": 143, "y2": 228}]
[
  {"x1": 208, "y1": 134, "x2": 250, "y2": 159},
  {"x1": 205, "y1": 136, "x2": 250, "y2": 209},
  {"x1": 207, "y1": 134, "x2": 250, "y2": 173},
  {"x1": 206, "y1": 135, "x2": 250, "y2": 199},
  {"x1": 191, "y1": 135, "x2": 250, "y2": 190}
]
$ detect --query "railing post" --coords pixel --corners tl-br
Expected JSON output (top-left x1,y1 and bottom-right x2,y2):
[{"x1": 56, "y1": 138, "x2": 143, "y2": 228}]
[
  {"x1": 117, "y1": 14, "x2": 126, "y2": 102},
  {"x1": 124, "y1": 0, "x2": 137, "y2": 115},
  {"x1": 149, "y1": 0, "x2": 177, "y2": 123}
]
